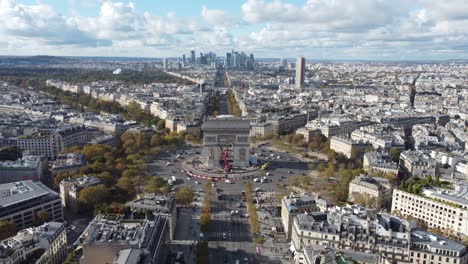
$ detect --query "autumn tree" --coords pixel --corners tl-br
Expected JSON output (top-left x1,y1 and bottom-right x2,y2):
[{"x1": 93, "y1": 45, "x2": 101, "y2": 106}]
[
  {"x1": 175, "y1": 186, "x2": 195, "y2": 206},
  {"x1": 0, "y1": 221, "x2": 17, "y2": 240},
  {"x1": 78, "y1": 185, "x2": 110, "y2": 211},
  {"x1": 144, "y1": 177, "x2": 168, "y2": 194}
]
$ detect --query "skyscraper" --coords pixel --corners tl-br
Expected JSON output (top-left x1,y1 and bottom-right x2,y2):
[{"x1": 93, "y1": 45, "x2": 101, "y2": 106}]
[
  {"x1": 190, "y1": 50, "x2": 195, "y2": 64},
  {"x1": 225, "y1": 52, "x2": 232, "y2": 69},
  {"x1": 295, "y1": 57, "x2": 305, "y2": 89},
  {"x1": 163, "y1": 58, "x2": 168, "y2": 69},
  {"x1": 182, "y1": 54, "x2": 186, "y2": 65}
]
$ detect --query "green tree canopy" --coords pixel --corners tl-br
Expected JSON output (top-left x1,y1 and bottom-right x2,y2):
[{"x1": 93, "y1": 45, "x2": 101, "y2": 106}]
[
  {"x1": 175, "y1": 186, "x2": 195, "y2": 206},
  {"x1": 78, "y1": 185, "x2": 110, "y2": 211}
]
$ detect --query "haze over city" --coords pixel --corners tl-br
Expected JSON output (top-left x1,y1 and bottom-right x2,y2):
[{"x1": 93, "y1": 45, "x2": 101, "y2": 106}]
[{"x1": 0, "y1": 0, "x2": 468, "y2": 60}]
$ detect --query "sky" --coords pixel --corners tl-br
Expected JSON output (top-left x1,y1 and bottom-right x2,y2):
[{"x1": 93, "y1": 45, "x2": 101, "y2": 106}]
[{"x1": 0, "y1": 0, "x2": 468, "y2": 60}]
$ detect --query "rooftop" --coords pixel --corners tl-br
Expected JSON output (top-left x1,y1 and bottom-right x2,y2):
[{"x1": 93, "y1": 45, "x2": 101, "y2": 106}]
[
  {"x1": 0, "y1": 180, "x2": 59, "y2": 207},
  {"x1": 0, "y1": 155, "x2": 42, "y2": 169},
  {"x1": 78, "y1": 214, "x2": 154, "y2": 247}
]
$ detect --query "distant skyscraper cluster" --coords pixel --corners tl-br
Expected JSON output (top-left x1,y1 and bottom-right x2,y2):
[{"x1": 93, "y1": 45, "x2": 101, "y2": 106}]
[
  {"x1": 179, "y1": 49, "x2": 254, "y2": 70},
  {"x1": 225, "y1": 50, "x2": 254, "y2": 70}
]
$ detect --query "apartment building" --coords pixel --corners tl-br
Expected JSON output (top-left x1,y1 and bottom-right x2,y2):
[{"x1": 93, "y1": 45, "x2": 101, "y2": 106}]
[
  {"x1": 269, "y1": 112, "x2": 310, "y2": 136},
  {"x1": 0, "y1": 222, "x2": 67, "y2": 264},
  {"x1": 17, "y1": 126, "x2": 88, "y2": 159},
  {"x1": 0, "y1": 181, "x2": 63, "y2": 230},
  {"x1": 348, "y1": 175, "x2": 392, "y2": 210},
  {"x1": 291, "y1": 207, "x2": 467, "y2": 264},
  {"x1": 126, "y1": 194, "x2": 177, "y2": 240},
  {"x1": 281, "y1": 194, "x2": 319, "y2": 239},
  {"x1": 295, "y1": 127, "x2": 321, "y2": 143},
  {"x1": 250, "y1": 122, "x2": 273, "y2": 137},
  {"x1": 399, "y1": 150, "x2": 437, "y2": 178},
  {"x1": 59, "y1": 175, "x2": 102, "y2": 213},
  {"x1": 330, "y1": 136, "x2": 371, "y2": 159},
  {"x1": 50, "y1": 153, "x2": 85, "y2": 175},
  {"x1": 77, "y1": 214, "x2": 170, "y2": 264},
  {"x1": 0, "y1": 155, "x2": 44, "y2": 183},
  {"x1": 392, "y1": 186, "x2": 468, "y2": 237},
  {"x1": 363, "y1": 152, "x2": 399, "y2": 175}
]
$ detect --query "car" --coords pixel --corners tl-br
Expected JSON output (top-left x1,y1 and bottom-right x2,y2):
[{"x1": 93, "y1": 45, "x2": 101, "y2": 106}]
[
  {"x1": 198, "y1": 189, "x2": 203, "y2": 193},
  {"x1": 165, "y1": 162, "x2": 171, "y2": 166},
  {"x1": 176, "y1": 251, "x2": 183, "y2": 261},
  {"x1": 253, "y1": 178, "x2": 259, "y2": 182},
  {"x1": 212, "y1": 182, "x2": 215, "y2": 187},
  {"x1": 225, "y1": 179, "x2": 232, "y2": 184},
  {"x1": 180, "y1": 169, "x2": 185, "y2": 173},
  {"x1": 265, "y1": 172, "x2": 270, "y2": 176},
  {"x1": 186, "y1": 177, "x2": 191, "y2": 181},
  {"x1": 222, "y1": 232, "x2": 227, "y2": 239},
  {"x1": 288, "y1": 170, "x2": 292, "y2": 174},
  {"x1": 254, "y1": 188, "x2": 262, "y2": 192},
  {"x1": 260, "y1": 179, "x2": 266, "y2": 183}
]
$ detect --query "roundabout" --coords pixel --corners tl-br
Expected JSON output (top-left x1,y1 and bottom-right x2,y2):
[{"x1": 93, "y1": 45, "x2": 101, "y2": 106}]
[{"x1": 182, "y1": 157, "x2": 264, "y2": 181}]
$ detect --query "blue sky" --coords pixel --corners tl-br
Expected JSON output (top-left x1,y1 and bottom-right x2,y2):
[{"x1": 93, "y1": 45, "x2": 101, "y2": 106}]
[{"x1": 0, "y1": 0, "x2": 467, "y2": 60}]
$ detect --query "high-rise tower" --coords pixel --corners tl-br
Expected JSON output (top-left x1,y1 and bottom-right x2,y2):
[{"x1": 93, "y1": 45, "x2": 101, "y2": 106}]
[{"x1": 295, "y1": 57, "x2": 305, "y2": 90}]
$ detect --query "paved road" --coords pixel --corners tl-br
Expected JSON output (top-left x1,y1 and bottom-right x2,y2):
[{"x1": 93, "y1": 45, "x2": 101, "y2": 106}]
[
  {"x1": 207, "y1": 192, "x2": 257, "y2": 264},
  {"x1": 219, "y1": 93, "x2": 228, "y2": 115}
]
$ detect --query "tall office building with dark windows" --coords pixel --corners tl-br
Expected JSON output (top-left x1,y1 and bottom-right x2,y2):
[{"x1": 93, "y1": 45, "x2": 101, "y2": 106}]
[{"x1": 295, "y1": 56, "x2": 305, "y2": 90}]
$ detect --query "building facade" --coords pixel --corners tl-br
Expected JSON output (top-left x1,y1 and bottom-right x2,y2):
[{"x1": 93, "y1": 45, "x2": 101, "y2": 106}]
[
  {"x1": 291, "y1": 207, "x2": 467, "y2": 264},
  {"x1": 330, "y1": 136, "x2": 371, "y2": 159},
  {"x1": 281, "y1": 194, "x2": 319, "y2": 239},
  {"x1": 17, "y1": 126, "x2": 88, "y2": 159},
  {"x1": 392, "y1": 188, "x2": 468, "y2": 238},
  {"x1": 348, "y1": 175, "x2": 392, "y2": 210},
  {"x1": 0, "y1": 155, "x2": 44, "y2": 183},
  {"x1": 77, "y1": 214, "x2": 170, "y2": 264},
  {"x1": 126, "y1": 194, "x2": 177, "y2": 240},
  {"x1": 0, "y1": 222, "x2": 67, "y2": 264},
  {"x1": 0, "y1": 181, "x2": 63, "y2": 230},
  {"x1": 295, "y1": 57, "x2": 305, "y2": 90},
  {"x1": 59, "y1": 175, "x2": 102, "y2": 213}
]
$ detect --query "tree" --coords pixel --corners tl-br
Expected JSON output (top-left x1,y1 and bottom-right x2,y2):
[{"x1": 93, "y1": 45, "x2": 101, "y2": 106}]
[
  {"x1": 288, "y1": 175, "x2": 311, "y2": 188},
  {"x1": 175, "y1": 186, "x2": 195, "y2": 206},
  {"x1": 97, "y1": 171, "x2": 114, "y2": 186},
  {"x1": 144, "y1": 177, "x2": 168, "y2": 194},
  {"x1": 156, "y1": 119, "x2": 166, "y2": 131},
  {"x1": 0, "y1": 221, "x2": 17, "y2": 240},
  {"x1": 150, "y1": 134, "x2": 164, "y2": 147},
  {"x1": 34, "y1": 211, "x2": 50, "y2": 226},
  {"x1": 116, "y1": 176, "x2": 136, "y2": 196},
  {"x1": 78, "y1": 185, "x2": 110, "y2": 211},
  {"x1": 389, "y1": 147, "x2": 402, "y2": 163}
]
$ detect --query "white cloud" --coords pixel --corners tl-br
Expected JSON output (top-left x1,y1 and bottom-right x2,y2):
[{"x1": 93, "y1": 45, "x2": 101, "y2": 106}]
[{"x1": 0, "y1": 0, "x2": 466, "y2": 59}]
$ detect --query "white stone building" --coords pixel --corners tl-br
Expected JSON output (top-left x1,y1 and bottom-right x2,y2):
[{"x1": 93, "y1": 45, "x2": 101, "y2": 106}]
[{"x1": 0, "y1": 222, "x2": 67, "y2": 264}]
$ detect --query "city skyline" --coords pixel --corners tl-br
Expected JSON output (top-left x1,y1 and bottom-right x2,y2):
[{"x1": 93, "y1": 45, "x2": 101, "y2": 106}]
[{"x1": 0, "y1": 0, "x2": 467, "y2": 60}]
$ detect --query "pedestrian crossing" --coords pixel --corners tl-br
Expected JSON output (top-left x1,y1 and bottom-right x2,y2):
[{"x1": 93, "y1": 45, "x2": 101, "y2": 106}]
[{"x1": 205, "y1": 231, "x2": 251, "y2": 241}]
